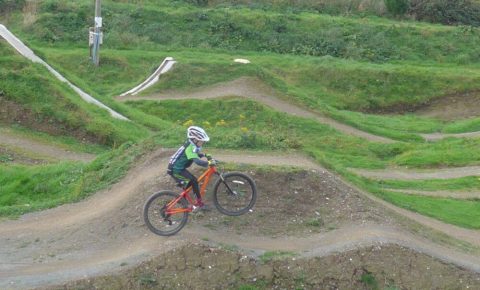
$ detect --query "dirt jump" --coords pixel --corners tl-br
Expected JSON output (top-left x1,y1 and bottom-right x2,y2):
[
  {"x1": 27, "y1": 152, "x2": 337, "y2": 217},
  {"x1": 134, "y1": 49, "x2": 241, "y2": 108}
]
[
  {"x1": 2, "y1": 26, "x2": 480, "y2": 288},
  {"x1": 1, "y1": 148, "x2": 480, "y2": 289}
]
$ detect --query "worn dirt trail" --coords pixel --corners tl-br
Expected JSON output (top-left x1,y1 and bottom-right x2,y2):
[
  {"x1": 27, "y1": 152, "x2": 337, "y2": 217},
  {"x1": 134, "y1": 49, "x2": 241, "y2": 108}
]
[
  {"x1": 0, "y1": 130, "x2": 95, "y2": 163},
  {"x1": 118, "y1": 77, "x2": 480, "y2": 142},
  {"x1": 351, "y1": 166, "x2": 480, "y2": 180},
  {"x1": 386, "y1": 189, "x2": 480, "y2": 199},
  {"x1": 1, "y1": 149, "x2": 480, "y2": 289},
  {"x1": 118, "y1": 77, "x2": 394, "y2": 143}
]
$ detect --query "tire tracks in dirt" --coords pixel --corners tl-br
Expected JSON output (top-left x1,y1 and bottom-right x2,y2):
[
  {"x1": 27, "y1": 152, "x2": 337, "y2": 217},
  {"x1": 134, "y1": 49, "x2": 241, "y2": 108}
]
[{"x1": 1, "y1": 149, "x2": 480, "y2": 289}]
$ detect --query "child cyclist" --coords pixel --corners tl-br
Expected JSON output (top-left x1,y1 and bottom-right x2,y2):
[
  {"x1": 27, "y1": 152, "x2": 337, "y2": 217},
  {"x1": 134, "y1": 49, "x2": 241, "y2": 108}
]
[{"x1": 167, "y1": 126, "x2": 216, "y2": 210}]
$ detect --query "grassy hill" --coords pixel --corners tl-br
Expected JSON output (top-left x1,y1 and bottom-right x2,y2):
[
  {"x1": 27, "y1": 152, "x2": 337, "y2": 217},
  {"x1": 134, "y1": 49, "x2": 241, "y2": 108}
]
[{"x1": 1, "y1": 0, "x2": 480, "y2": 229}]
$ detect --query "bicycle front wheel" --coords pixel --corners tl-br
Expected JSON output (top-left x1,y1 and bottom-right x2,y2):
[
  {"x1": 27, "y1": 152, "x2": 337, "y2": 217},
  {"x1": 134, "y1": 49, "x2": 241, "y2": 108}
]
[
  {"x1": 143, "y1": 191, "x2": 189, "y2": 236},
  {"x1": 213, "y1": 172, "x2": 257, "y2": 216}
]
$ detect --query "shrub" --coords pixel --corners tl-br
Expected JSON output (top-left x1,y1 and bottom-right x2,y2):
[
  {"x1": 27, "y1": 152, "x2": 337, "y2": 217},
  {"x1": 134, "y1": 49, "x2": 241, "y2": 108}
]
[
  {"x1": 409, "y1": 0, "x2": 480, "y2": 26},
  {"x1": 0, "y1": 0, "x2": 25, "y2": 14},
  {"x1": 182, "y1": 0, "x2": 209, "y2": 6},
  {"x1": 384, "y1": 0, "x2": 409, "y2": 16}
]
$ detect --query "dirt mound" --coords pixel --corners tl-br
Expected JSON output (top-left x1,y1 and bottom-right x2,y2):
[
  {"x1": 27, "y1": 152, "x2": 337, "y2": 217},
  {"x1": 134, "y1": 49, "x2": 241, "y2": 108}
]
[
  {"x1": 192, "y1": 169, "x2": 395, "y2": 237},
  {"x1": 2, "y1": 149, "x2": 480, "y2": 289},
  {"x1": 51, "y1": 243, "x2": 480, "y2": 290}
]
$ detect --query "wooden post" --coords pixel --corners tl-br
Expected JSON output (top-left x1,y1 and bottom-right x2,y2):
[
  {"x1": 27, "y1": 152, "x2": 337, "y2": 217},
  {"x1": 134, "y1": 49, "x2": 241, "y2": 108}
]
[{"x1": 92, "y1": 0, "x2": 102, "y2": 66}]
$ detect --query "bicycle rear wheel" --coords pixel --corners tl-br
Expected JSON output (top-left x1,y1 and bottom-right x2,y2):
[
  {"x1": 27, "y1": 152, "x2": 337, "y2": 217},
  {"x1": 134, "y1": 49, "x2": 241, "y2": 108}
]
[
  {"x1": 143, "y1": 190, "x2": 189, "y2": 236},
  {"x1": 213, "y1": 172, "x2": 257, "y2": 216}
]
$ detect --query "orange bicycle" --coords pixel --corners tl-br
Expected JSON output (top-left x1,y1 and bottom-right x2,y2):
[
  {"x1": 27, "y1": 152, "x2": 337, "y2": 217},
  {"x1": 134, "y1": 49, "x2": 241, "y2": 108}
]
[{"x1": 143, "y1": 156, "x2": 257, "y2": 236}]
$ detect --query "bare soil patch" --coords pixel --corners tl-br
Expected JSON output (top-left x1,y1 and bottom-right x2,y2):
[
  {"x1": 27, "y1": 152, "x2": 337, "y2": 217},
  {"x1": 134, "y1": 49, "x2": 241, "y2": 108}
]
[
  {"x1": 366, "y1": 90, "x2": 480, "y2": 121},
  {"x1": 190, "y1": 169, "x2": 395, "y2": 237},
  {"x1": 50, "y1": 243, "x2": 480, "y2": 290},
  {"x1": 416, "y1": 91, "x2": 480, "y2": 121}
]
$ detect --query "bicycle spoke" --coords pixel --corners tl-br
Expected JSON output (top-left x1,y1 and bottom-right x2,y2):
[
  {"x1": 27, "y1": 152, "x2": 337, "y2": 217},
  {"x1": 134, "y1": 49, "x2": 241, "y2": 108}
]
[{"x1": 214, "y1": 173, "x2": 257, "y2": 216}]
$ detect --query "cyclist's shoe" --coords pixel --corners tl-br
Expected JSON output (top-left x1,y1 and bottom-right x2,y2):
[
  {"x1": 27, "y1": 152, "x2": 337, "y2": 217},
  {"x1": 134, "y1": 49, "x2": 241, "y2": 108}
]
[{"x1": 193, "y1": 200, "x2": 211, "y2": 212}]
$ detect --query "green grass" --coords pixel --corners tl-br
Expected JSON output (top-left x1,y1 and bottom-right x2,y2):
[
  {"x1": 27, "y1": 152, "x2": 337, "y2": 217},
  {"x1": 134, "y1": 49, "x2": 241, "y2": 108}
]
[
  {"x1": 377, "y1": 176, "x2": 480, "y2": 192},
  {"x1": 0, "y1": 42, "x2": 151, "y2": 146},
  {"x1": 259, "y1": 250, "x2": 297, "y2": 263},
  {"x1": 131, "y1": 98, "x2": 480, "y2": 169},
  {"x1": 4, "y1": 47, "x2": 480, "y2": 227},
  {"x1": 379, "y1": 190, "x2": 480, "y2": 229},
  {"x1": 33, "y1": 47, "x2": 480, "y2": 143},
  {"x1": 0, "y1": 141, "x2": 148, "y2": 216},
  {"x1": 6, "y1": 0, "x2": 480, "y2": 65},
  {"x1": 2, "y1": 0, "x2": 480, "y2": 230}
]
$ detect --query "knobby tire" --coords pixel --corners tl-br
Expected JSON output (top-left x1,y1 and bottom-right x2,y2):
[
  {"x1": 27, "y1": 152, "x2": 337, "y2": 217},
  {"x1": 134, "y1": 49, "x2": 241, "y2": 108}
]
[{"x1": 213, "y1": 172, "x2": 257, "y2": 216}]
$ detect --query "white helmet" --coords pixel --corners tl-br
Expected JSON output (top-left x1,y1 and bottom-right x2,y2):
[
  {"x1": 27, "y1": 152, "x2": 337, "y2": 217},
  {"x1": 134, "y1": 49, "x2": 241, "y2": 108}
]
[{"x1": 187, "y1": 126, "x2": 210, "y2": 142}]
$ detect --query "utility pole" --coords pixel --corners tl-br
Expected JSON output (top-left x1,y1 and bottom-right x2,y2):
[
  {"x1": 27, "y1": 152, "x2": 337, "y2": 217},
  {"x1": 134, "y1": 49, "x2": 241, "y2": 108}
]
[{"x1": 91, "y1": 0, "x2": 102, "y2": 66}]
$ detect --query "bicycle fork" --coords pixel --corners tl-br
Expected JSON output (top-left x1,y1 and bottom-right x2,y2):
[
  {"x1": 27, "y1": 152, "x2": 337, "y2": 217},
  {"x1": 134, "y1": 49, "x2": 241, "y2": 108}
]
[{"x1": 219, "y1": 174, "x2": 240, "y2": 196}]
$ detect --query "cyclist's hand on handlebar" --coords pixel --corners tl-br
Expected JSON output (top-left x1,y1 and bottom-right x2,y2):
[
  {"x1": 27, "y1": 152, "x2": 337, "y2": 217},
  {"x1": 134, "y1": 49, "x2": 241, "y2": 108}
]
[
  {"x1": 205, "y1": 153, "x2": 213, "y2": 160},
  {"x1": 208, "y1": 159, "x2": 217, "y2": 166}
]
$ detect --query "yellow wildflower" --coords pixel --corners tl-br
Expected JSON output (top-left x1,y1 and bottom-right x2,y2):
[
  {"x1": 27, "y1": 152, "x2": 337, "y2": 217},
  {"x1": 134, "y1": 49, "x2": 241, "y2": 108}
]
[
  {"x1": 183, "y1": 119, "x2": 194, "y2": 127},
  {"x1": 202, "y1": 121, "x2": 212, "y2": 129},
  {"x1": 216, "y1": 119, "x2": 227, "y2": 126}
]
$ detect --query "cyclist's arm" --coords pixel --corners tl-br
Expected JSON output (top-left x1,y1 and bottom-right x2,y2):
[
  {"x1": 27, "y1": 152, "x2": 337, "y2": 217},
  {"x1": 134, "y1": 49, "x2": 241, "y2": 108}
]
[
  {"x1": 186, "y1": 144, "x2": 208, "y2": 167},
  {"x1": 192, "y1": 158, "x2": 208, "y2": 167}
]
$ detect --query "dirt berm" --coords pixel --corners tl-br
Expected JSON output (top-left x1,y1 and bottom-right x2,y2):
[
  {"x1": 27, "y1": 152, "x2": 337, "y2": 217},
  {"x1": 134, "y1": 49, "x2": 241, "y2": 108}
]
[{"x1": 26, "y1": 160, "x2": 480, "y2": 290}]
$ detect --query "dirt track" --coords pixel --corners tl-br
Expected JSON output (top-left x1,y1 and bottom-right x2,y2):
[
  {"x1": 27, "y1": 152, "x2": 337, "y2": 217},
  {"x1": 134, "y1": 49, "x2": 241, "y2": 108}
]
[
  {"x1": 2, "y1": 28, "x2": 480, "y2": 288},
  {"x1": 0, "y1": 130, "x2": 95, "y2": 163},
  {"x1": 118, "y1": 77, "x2": 480, "y2": 142},
  {"x1": 350, "y1": 166, "x2": 480, "y2": 180},
  {"x1": 2, "y1": 149, "x2": 480, "y2": 289},
  {"x1": 118, "y1": 77, "x2": 394, "y2": 143}
]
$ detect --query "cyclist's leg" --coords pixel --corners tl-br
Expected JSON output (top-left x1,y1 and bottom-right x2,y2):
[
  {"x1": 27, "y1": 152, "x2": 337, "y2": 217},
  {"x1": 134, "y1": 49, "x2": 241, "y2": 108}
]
[
  {"x1": 170, "y1": 171, "x2": 189, "y2": 188},
  {"x1": 176, "y1": 170, "x2": 202, "y2": 202}
]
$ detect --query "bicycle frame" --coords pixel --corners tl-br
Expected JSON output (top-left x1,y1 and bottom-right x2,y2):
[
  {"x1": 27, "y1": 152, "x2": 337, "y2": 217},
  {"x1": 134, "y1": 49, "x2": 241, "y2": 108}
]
[{"x1": 165, "y1": 165, "x2": 219, "y2": 215}]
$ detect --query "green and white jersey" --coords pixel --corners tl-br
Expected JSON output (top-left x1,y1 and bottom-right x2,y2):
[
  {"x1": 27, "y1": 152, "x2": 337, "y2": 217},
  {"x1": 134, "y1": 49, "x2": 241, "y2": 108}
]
[{"x1": 168, "y1": 141, "x2": 200, "y2": 173}]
